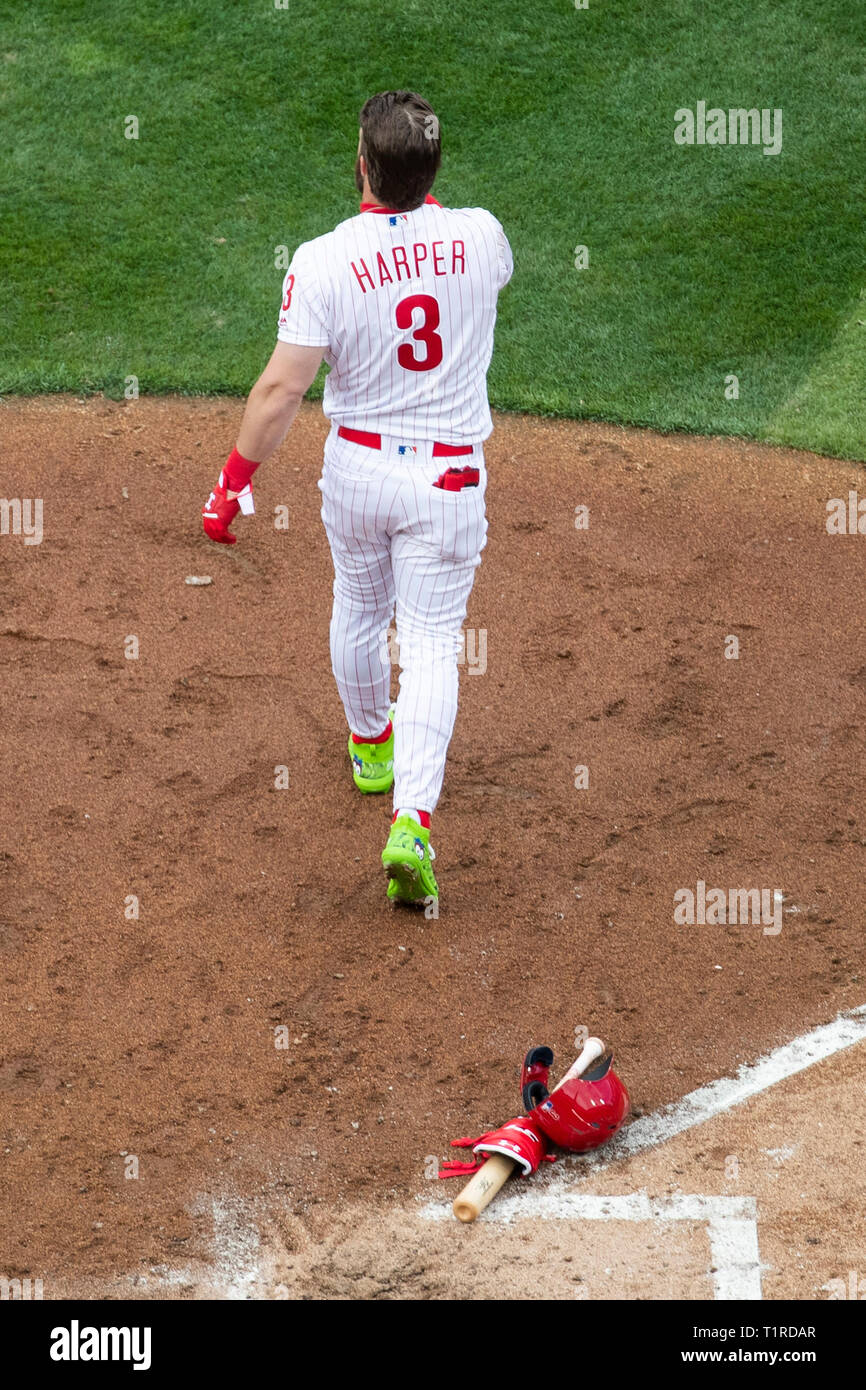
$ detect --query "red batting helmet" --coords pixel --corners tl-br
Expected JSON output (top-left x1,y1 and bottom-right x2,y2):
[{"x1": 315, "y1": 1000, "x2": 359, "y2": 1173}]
[{"x1": 524, "y1": 1047, "x2": 630, "y2": 1154}]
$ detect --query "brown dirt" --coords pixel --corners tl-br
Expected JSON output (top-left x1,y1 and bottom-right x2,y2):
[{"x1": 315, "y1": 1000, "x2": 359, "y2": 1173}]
[{"x1": 0, "y1": 395, "x2": 864, "y2": 1298}]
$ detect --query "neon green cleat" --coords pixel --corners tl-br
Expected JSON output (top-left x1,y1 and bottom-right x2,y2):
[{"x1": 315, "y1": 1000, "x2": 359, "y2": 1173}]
[
  {"x1": 382, "y1": 815, "x2": 439, "y2": 905},
  {"x1": 348, "y1": 707, "x2": 395, "y2": 794}
]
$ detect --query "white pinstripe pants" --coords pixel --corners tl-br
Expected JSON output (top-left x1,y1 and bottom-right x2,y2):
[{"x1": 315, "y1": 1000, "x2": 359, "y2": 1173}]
[{"x1": 319, "y1": 424, "x2": 487, "y2": 813}]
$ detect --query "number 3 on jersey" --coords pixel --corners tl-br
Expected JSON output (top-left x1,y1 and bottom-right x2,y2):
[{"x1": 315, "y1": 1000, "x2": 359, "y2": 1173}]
[{"x1": 396, "y1": 293, "x2": 443, "y2": 372}]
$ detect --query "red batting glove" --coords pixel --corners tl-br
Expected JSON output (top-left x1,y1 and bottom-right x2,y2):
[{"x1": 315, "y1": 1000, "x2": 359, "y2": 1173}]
[
  {"x1": 202, "y1": 472, "x2": 241, "y2": 545},
  {"x1": 202, "y1": 449, "x2": 260, "y2": 545},
  {"x1": 438, "y1": 1114, "x2": 555, "y2": 1179}
]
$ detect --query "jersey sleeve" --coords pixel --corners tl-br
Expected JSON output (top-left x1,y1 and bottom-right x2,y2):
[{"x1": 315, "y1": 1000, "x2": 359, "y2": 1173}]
[
  {"x1": 276, "y1": 243, "x2": 331, "y2": 348},
  {"x1": 489, "y1": 213, "x2": 513, "y2": 290},
  {"x1": 470, "y1": 209, "x2": 513, "y2": 290}
]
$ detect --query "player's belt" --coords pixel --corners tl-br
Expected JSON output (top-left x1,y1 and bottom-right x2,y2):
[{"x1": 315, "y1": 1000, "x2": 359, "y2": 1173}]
[{"x1": 337, "y1": 425, "x2": 474, "y2": 457}]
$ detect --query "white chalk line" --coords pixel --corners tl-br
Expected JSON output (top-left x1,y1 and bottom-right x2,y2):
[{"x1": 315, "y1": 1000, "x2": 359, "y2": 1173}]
[{"x1": 605, "y1": 1001, "x2": 866, "y2": 1165}]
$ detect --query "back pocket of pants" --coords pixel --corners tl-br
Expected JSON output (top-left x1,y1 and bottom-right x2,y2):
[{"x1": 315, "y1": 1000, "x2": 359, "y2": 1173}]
[{"x1": 424, "y1": 481, "x2": 487, "y2": 563}]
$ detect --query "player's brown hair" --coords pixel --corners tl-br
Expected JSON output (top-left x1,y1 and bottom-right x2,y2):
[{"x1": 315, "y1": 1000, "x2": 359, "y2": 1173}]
[{"x1": 359, "y1": 90, "x2": 441, "y2": 211}]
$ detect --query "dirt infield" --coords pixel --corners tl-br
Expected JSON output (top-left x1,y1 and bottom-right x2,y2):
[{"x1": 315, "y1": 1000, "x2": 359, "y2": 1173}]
[{"x1": 1, "y1": 396, "x2": 863, "y2": 1298}]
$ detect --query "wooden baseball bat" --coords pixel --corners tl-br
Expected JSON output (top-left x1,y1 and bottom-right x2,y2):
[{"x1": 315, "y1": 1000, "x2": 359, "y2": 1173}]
[
  {"x1": 452, "y1": 1152, "x2": 515, "y2": 1223},
  {"x1": 452, "y1": 1036, "x2": 605, "y2": 1223}
]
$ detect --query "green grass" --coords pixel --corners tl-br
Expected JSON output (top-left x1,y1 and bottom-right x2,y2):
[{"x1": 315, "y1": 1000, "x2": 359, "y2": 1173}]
[{"x1": 2, "y1": 0, "x2": 865, "y2": 458}]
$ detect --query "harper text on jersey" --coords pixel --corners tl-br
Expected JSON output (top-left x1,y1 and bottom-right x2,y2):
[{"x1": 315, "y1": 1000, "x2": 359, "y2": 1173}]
[{"x1": 350, "y1": 240, "x2": 466, "y2": 294}]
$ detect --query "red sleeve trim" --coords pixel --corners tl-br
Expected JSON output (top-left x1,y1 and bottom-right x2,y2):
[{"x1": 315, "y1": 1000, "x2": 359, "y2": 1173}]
[{"x1": 359, "y1": 192, "x2": 442, "y2": 214}]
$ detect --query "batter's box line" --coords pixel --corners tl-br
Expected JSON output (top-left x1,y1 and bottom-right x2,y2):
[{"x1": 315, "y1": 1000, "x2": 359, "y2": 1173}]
[
  {"x1": 422, "y1": 1192, "x2": 762, "y2": 1300},
  {"x1": 596, "y1": 1000, "x2": 866, "y2": 1170}
]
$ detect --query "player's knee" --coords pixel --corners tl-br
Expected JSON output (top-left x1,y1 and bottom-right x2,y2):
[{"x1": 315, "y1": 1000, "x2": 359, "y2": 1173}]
[{"x1": 398, "y1": 631, "x2": 462, "y2": 668}]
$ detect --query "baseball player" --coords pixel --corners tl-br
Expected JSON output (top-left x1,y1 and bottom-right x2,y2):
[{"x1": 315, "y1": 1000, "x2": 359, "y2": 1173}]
[{"x1": 202, "y1": 90, "x2": 512, "y2": 906}]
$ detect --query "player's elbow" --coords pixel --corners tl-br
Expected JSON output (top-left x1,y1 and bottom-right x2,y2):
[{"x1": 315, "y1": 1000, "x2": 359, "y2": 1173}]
[{"x1": 251, "y1": 374, "x2": 305, "y2": 412}]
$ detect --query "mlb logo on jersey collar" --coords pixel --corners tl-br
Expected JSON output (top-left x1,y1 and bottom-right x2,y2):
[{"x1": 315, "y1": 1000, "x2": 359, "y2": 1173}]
[
  {"x1": 389, "y1": 213, "x2": 409, "y2": 226},
  {"x1": 398, "y1": 444, "x2": 418, "y2": 454}
]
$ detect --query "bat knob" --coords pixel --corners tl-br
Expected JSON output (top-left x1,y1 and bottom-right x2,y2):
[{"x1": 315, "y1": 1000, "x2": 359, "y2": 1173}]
[{"x1": 453, "y1": 1198, "x2": 479, "y2": 1223}]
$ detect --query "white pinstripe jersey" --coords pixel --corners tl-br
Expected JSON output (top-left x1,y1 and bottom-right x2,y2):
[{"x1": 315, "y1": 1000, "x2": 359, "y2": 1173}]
[{"x1": 276, "y1": 198, "x2": 512, "y2": 443}]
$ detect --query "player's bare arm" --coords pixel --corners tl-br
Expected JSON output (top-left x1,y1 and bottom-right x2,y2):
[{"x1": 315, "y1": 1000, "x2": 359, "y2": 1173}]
[
  {"x1": 202, "y1": 341, "x2": 323, "y2": 544},
  {"x1": 236, "y1": 341, "x2": 324, "y2": 467}
]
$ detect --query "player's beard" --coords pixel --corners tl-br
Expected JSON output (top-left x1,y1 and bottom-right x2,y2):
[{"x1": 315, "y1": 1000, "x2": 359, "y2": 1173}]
[{"x1": 354, "y1": 155, "x2": 364, "y2": 197}]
